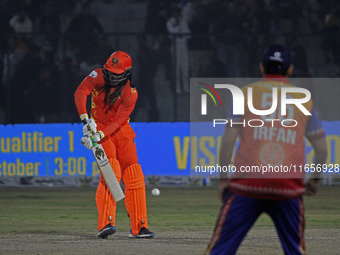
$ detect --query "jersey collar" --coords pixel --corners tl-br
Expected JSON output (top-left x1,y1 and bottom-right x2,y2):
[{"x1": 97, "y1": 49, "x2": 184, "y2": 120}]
[{"x1": 262, "y1": 74, "x2": 289, "y2": 84}]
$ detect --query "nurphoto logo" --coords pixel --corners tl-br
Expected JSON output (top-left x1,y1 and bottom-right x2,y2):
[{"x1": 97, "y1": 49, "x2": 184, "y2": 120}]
[{"x1": 199, "y1": 83, "x2": 312, "y2": 128}]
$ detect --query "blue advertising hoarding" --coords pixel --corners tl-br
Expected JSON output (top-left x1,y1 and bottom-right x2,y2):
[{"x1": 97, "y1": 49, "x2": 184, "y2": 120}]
[
  {"x1": 0, "y1": 123, "x2": 190, "y2": 177},
  {"x1": 0, "y1": 122, "x2": 339, "y2": 177}
]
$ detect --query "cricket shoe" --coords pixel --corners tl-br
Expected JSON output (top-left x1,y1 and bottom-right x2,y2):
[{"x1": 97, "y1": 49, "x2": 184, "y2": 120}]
[
  {"x1": 98, "y1": 224, "x2": 116, "y2": 239},
  {"x1": 128, "y1": 227, "x2": 155, "y2": 238}
]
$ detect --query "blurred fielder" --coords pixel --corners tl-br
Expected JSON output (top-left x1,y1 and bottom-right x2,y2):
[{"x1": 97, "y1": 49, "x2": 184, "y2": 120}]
[
  {"x1": 206, "y1": 45, "x2": 327, "y2": 255},
  {"x1": 74, "y1": 51, "x2": 155, "y2": 239}
]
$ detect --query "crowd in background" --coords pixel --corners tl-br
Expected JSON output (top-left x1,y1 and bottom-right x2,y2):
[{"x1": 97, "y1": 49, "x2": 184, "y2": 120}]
[{"x1": 0, "y1": 0, "x2": 340, "y2": 124}]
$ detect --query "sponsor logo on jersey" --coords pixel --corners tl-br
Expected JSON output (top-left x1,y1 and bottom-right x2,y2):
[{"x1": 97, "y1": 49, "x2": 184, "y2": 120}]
[{"x1": 89, "y1": 71, "x2": 98, "y2": 78}]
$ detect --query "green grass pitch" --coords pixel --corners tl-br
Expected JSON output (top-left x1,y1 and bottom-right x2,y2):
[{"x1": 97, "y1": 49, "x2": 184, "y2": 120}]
[{"x1": 0, "y1": 185, "x2": 339, "y2": 254}]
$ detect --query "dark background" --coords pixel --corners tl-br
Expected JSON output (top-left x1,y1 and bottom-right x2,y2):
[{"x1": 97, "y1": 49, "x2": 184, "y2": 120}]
[{"x1": 1, "y1": 0, "x2": 339, "y2": 124}]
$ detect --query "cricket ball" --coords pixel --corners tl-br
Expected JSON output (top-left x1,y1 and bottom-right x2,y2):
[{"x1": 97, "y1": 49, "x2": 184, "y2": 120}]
[{"x1": 152, "y1": 188, "x2": 160, "y2": 196}]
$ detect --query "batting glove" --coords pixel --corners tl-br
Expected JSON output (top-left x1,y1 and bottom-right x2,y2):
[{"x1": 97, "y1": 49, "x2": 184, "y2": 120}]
[
  {"x1": 92, "y1": 130, "x2": 105, "y2": 143},
  {"x1": 81, "y1": 136, "x2": 93, "y2": 150},
  {"x1": 83, "y1": 118, "x2": 97, "y2": 137}
]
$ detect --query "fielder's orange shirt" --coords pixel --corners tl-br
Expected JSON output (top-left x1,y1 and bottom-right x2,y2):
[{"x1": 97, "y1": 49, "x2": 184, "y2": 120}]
[
  {"x1": 74, "y1": 69, "x2": 137, "y2": 136},
  {"x1": 227, "y1": 75, "x2": 324, "y2": 199}
]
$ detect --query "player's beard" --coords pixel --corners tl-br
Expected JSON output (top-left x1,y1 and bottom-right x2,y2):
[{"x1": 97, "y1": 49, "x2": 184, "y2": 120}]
[
  {"x1": 100, "y1": 68, "x2": 133, "y2": 111},
  {"x1": 99, "y1": 74, "x2": 129, "y2": 112}
]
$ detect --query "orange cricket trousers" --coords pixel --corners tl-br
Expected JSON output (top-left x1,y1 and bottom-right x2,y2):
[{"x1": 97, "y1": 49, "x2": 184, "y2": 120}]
[{"x1": 95, "y1": 123, "x2": 148, "y2": 236}]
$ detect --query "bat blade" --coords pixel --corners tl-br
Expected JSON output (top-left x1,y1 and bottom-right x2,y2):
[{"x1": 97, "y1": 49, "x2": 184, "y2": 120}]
[{"x1": 92, "y1": 144, "x2": 125, "y2": 202}]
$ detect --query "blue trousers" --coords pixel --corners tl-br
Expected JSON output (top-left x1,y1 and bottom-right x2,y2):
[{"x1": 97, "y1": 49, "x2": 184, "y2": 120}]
[{"x1": 206, "y1": 190, "x2": 306, "y2": 255}]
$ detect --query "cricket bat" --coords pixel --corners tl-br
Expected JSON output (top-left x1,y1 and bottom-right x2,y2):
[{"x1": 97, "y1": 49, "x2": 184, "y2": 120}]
[{"x1": 91, "y1": 138, "x2": 125, "y2": 202}]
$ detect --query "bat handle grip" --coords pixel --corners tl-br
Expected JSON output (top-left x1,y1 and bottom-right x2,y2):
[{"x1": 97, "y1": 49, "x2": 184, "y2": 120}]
[{"x1": 91, "y1": 137, "x2": 98, "y2": 147}]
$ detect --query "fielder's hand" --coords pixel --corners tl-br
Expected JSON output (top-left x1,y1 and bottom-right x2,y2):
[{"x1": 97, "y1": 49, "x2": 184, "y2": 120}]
[
  {"x1": 304, "y1": 178, "x2": 319, "y2": 196},
  {"x1": 83, "y1": 118, "x2": 97, "y2": 137},
  {"x1": 81, "y1": 137, "x2": 93, "y2": 150},
  {"x1": 219, "y1": 178, "x2": 229, "y2": 202}
]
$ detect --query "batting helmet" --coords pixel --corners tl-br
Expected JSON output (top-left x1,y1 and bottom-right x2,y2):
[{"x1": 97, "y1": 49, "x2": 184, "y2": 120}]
[{"x1": 104, "y1": 51, "x2": 132, "y2": 74}]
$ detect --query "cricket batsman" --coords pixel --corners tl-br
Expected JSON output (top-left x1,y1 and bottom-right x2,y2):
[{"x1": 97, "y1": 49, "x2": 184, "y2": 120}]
[
  {"x1": 74, "y1": 51, "x2": 155, "y2": 239},
  {"x1": 206, "y1": 45, "x2": 327, "y2": 254}
]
